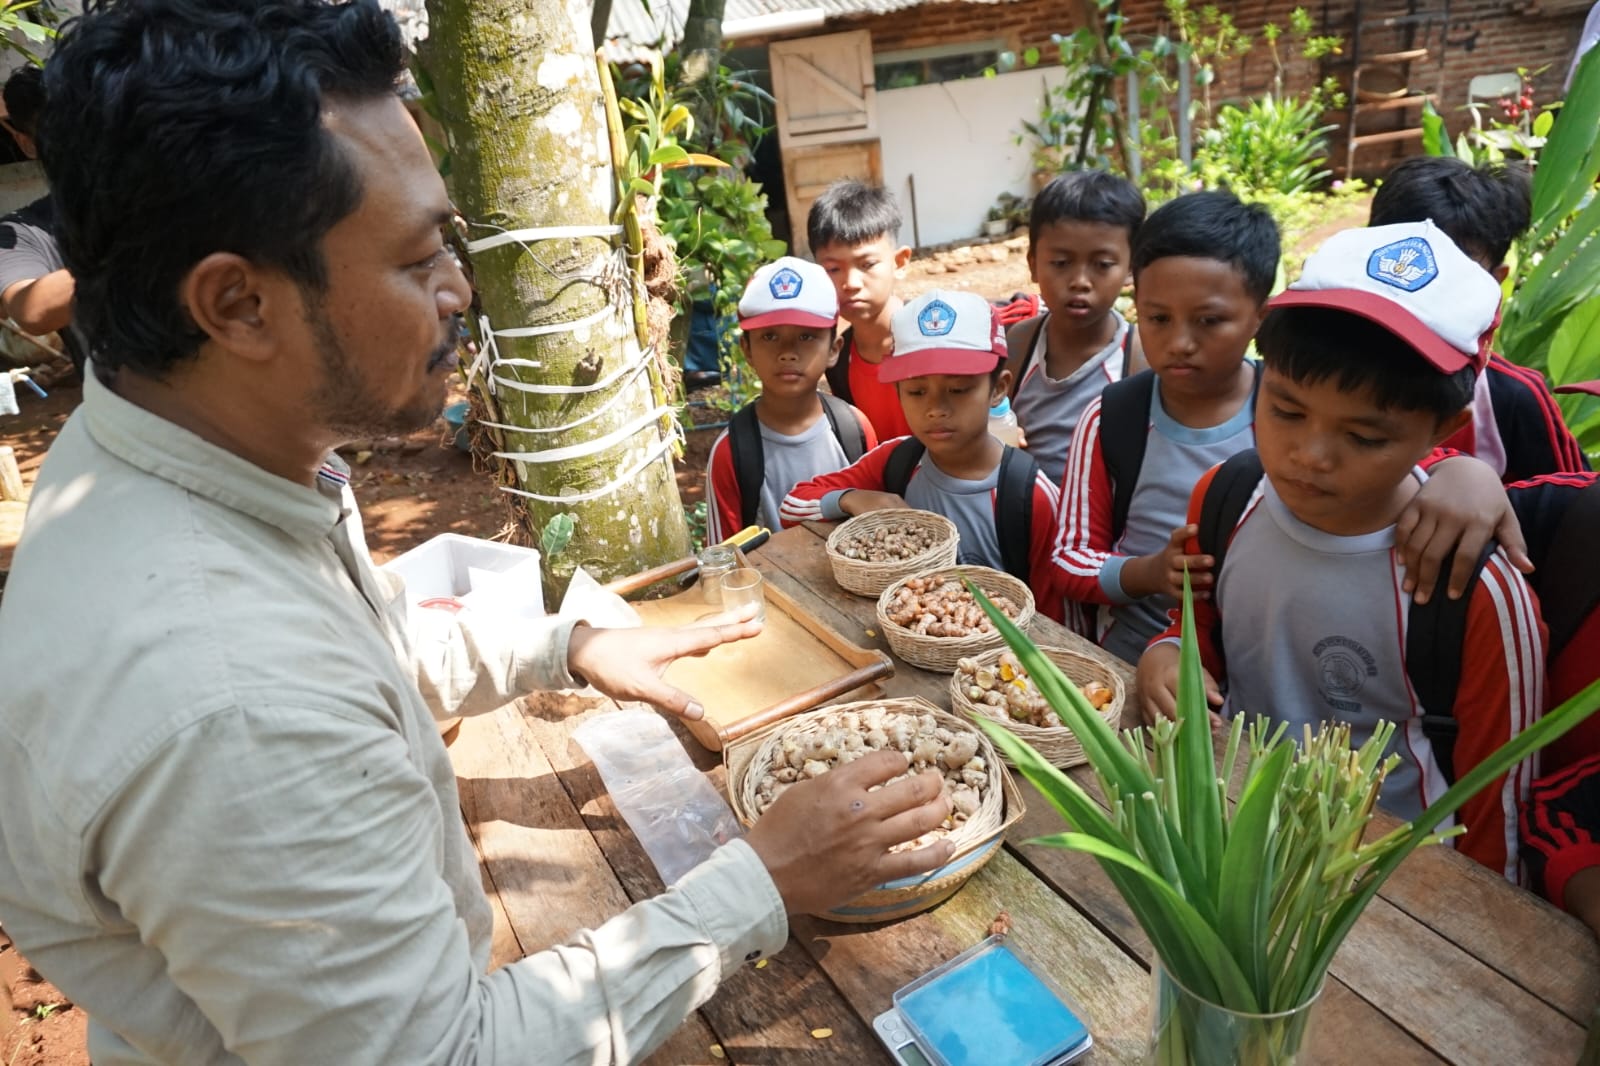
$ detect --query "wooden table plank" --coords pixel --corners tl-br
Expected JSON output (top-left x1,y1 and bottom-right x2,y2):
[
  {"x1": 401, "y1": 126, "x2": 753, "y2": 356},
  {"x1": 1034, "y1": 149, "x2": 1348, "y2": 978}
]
[
  {"x1": 519, "y1": 692, "x2": 891, "y2": 1066},
  {"x1": 449, "y1": 706, "x2": 723, "y2": 1065}
]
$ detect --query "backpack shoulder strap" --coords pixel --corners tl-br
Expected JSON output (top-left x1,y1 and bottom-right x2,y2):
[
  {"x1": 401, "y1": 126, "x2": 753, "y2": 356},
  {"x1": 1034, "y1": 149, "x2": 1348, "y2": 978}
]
[
  {"x1": 824, "y1": 327, "x2": 854, "y2": 403},
  {"x1": 819, "y1": 391, "x2": 867, "y2": 463},
  {"x1": 1540, "y1": 480, "x2": 1600, "y2": 656},
  {"x1": 996, "y1": 445, "x2": 1039, "y2": 583},
  {"x1": 882, "y1": 437, "x2": 926, "y2": 498},
  {"x1": 727, "y1": 402, "x2": 766, "y2": 530},
  {"x1": 1193, "y1": 448, "x2": 1264, "y2": 679},
  {"x1": 1005, "y1": 313, "x2": 1048, "y2": 401},
  {"x1": 1406, "y1": 538, "x2": 1500, "y2": 785},
  {"x1": 1119, "y1": 324, "x2": 1135, "y2": 378},
  {"x1": 1098, "y1": 370, "x2": 1158, "y2": 542}
]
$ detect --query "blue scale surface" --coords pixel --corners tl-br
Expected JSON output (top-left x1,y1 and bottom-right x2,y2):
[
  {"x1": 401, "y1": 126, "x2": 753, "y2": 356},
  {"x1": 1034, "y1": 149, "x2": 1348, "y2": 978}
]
[{"x1": 897, "y1": 943, "x2": 1089, "y2": 1066}]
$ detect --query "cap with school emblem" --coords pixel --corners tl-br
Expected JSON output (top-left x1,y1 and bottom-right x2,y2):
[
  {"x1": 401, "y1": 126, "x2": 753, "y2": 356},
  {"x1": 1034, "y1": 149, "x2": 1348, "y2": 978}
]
[
  {"x1": 1269, "y1": 220, "x2": 1499, "y2": 375},
  {"x1": 738, "y1": 256, "x2": 837, "y2": 330},
  {"x1": 881, "y1": 290, "x2": 1006, "y2": 383}
]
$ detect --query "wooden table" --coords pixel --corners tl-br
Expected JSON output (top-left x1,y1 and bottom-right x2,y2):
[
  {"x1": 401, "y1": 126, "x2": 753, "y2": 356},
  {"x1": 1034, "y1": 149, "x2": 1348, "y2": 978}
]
[{"x1": 449, "y1": 523, "x2": 1600, "y2": 1064}]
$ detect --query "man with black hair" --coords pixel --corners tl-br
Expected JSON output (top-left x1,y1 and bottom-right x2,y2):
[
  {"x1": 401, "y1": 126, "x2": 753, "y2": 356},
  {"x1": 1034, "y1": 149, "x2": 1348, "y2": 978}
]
[
  {"x1": 0, "y1": 3, "x2": 955, "y2": 1063},
  {"x1": 0, "y1": 63, "x2": 85, "y2": 375}
]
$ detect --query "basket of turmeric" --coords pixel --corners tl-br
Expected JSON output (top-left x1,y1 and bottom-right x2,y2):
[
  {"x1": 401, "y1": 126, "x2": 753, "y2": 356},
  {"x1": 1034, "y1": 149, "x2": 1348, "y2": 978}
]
[
  {"x1": 950, "y1": 646, "x2": 1124, "y2": 769},
  {"x1": 825, "y1": 509, "x2": 960, "y2": 597},
  {"x1": 725, "y1": 697, "x2": 1023, "y2": 923},
  {"x1": 875, "y1": 565, "x2": 1035, "y2": 673}
]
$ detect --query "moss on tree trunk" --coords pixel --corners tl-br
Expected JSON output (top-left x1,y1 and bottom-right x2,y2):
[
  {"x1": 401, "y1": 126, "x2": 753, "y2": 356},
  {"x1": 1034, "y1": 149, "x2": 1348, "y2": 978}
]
[{"x1": 423, "y1": 0, "x2": 689, "y2": 601}]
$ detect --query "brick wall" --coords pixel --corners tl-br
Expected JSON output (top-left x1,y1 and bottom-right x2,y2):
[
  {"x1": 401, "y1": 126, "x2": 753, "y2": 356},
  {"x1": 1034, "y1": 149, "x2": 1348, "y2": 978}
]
[{"x1": 744, "y1": 0, "x2": 1593, "y2": 177}]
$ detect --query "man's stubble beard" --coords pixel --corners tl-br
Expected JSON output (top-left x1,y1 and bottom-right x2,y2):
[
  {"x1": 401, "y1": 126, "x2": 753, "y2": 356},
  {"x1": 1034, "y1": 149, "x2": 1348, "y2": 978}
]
[{"x1": 303, "y1": 296, "x2": 451, "y2": 443}]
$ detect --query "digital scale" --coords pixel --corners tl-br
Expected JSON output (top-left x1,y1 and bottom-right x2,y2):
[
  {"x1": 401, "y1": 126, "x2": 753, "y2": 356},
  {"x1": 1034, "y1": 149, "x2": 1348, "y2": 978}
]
[{"x1": 871, "y1": 936, "x2": 1093, "y2": 1066}]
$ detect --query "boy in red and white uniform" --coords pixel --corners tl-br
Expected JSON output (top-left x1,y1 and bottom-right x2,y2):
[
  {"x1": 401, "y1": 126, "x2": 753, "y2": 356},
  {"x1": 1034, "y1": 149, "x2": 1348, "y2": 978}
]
[
  {"x1": 704, "y1": 257, "x2": 876, "y2": 543},
  {"x1": 1138, "y1": 222, "x2": 1547, "y2": 881}
]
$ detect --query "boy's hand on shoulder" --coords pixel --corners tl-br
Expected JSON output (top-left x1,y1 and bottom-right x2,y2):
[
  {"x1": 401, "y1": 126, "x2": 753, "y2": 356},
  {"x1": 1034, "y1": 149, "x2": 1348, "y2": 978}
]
[
  {"x1": 841, "y1": 490, "x2": 910, "y2": 515},
  {"x1": 1399, "y1": 456, "x2": 1532, "y2": 604},
  {"x1": 1123, "y1": 524, "x2": 1213, "y2": 600},
  {"x1": 1134, "y1": 641, "x2": 1223, "y2": 725}
]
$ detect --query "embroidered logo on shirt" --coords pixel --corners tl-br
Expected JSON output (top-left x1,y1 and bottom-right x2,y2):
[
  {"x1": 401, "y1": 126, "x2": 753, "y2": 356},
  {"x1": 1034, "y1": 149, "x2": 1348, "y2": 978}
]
[
  {"x1": 1313, "y1": 634, "x2": 1378, "y2": 712},
  {"x1": 918, "y1": 298, "x2": 956, "y2": 337},
  {"x1": 1366, "y1": 237, "x2": 1438, "y2": 292},
  {"x1": 769, "y1": 266, "x2": 803, "y2": 300}
]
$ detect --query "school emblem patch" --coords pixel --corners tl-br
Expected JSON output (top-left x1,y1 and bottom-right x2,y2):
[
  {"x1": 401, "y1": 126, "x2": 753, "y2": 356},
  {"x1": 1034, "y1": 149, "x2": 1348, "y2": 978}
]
[
  {"x1": 1366, "y1": 237, "x2": 1437, "y2": 292},
  {"x1": 769, "y1": 267, "x2": 803, "y2": 300},
  {"x1": 918, "y1": 298, "x2": 956, "y2": 337}
]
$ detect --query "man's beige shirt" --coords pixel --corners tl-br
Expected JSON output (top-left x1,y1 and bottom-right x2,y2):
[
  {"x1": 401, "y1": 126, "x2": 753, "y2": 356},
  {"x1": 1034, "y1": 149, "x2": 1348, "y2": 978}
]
[{"x1": 0, "y1": 373, "x2": 786, "y2": 1065}]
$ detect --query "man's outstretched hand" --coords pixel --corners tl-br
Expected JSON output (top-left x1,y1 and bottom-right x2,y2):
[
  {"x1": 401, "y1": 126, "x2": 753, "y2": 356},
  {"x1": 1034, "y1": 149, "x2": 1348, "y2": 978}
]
[
  {"x1": 565, "y1": 609, "x2": 763, "y2": 720},
  {"x1": 747, "y1": 750, "x2": 954, "y2": 916}
]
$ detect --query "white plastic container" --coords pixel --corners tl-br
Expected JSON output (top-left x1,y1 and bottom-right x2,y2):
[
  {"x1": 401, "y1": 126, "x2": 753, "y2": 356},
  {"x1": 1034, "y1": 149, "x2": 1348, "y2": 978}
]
[{"x1": 382, "y1": 533, "x2": 544, "y2": 620}]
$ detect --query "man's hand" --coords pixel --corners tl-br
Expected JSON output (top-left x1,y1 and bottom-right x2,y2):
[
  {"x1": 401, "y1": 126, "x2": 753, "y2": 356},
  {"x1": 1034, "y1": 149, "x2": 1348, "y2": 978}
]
[
  {"x1": 1120, "y1": 524, "x2": 1213, "y2": 600},
  {"x1": 565, "y1": 612, "x2": 762, "y2": 721},
  {"x1": 1398, "y1": 456, "x2": 1531, "y2": 604},
  {"x1": 746, "y1": 750, "x2": 954, "y2": 916},
  {"x1": 1134, "y1": 641, "x2": 1223, "y2": 725},
  {"x1": 841, "y1": 490, "x2": 910, "y2": 516}
]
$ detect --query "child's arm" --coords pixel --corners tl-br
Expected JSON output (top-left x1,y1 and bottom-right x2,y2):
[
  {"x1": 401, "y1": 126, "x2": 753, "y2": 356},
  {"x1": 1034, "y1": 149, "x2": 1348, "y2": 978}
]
[
  {"x1": 704, "y1": 433, "x2": 742, "y2": 545},
  {"x1": 1449, "y1": 552, "x2": 1548, "y2": 880},
  {"x1": 779, "y1": 437, "x2": 906, "y2": 527},
  {"x1": 1521, "y1": 753, "x2": 1600, "y2": 935},
  {"x1": 1050, "y1": 399, "x2": 1122, "y2": 605},
  {"x1": 1400, "y1": 453, "x2": 1533, "y2": 603},
  {"x1": 1025, "y1": 469, "x2": 1065, "y2": 623}
]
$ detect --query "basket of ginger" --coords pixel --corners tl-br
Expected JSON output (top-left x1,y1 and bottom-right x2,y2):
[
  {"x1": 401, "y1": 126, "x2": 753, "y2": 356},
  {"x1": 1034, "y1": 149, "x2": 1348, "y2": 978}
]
[
  {"x1": 874, "y1": 565, "x2": 1034, "y2": 672},
  {"x1": 949, "y1": 646, "x2": 1124, "y2": 769}
]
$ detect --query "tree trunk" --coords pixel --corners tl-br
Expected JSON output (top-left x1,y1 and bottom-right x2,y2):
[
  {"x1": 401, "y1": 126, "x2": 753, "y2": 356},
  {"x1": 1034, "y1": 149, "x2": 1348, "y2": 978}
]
[
  {"x1": 676, "y1": 0, "x2": 726, "y2": 142},
  {"x1": 422, "y1": 0, "x2": 689, "y2": 600}
]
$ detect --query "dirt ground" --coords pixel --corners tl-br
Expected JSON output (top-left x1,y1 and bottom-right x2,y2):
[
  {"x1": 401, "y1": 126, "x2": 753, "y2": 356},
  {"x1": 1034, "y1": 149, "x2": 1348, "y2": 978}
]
[{"x1": 0, "y1": 205, "x2": 1367, "y2": 1062}]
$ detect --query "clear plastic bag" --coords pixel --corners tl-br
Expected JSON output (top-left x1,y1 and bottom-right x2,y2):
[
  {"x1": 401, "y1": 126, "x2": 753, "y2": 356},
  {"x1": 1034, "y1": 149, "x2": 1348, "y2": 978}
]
[{"x1": 572, "y1": 706, "x2": 744, "y2": 886}]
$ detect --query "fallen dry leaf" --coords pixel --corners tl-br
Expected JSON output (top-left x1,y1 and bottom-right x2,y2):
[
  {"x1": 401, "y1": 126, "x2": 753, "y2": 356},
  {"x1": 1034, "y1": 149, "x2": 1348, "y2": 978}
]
[
  {"x1": 811, "y1": 1028, "x2": 833, "y2": 1040},
  {"x1": 988, "y1": 909, "x2": 1012, "y2": 938}
]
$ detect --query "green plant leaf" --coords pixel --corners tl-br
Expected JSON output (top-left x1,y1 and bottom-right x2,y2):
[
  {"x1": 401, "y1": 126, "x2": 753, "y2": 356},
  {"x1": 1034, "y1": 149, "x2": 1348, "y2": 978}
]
[
  {"x1": 1420, "y1": 100, "x2": 1453, "y2": 157},
  {"x1": 1533, "y1": 108, "x2": 1555, "y2": 139},
  {"x1": 648, "y1": 144, "x2": 689, "y2": 168},
  {"x1": 1531, "y1": 46, "x2": 1600, "y2": 238},
  {"x1": 1546, "y1": 296, "x2": 1600, "y2": 386},
  {"x1": 540, "y1": 513, "x2": 576, "y2": 558}
]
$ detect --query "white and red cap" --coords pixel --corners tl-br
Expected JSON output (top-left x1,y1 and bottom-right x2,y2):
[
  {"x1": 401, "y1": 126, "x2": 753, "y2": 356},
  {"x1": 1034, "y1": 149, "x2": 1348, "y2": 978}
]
[
  {"x1": 738, "y1": 256, "x2": 838, "y2": 330},
  {"x1": 880, "y1": 290, "x2": 1006, "y2": 383},
  {"x1": 1268, "y1": 220, "x2": 1500, "y2": 375}
]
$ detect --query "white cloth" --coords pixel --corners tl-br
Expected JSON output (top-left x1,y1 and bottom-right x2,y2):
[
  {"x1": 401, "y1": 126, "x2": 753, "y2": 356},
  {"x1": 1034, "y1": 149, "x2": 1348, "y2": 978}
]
[{"x1": 0, "y1": 372, "x2": 787, "y2": 1065}]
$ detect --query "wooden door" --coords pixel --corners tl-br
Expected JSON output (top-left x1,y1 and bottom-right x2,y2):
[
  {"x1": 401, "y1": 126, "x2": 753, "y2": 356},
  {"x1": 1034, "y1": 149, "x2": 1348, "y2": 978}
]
[{"x1": 769, "y1": 30, "x2": 881, "y2": 254}]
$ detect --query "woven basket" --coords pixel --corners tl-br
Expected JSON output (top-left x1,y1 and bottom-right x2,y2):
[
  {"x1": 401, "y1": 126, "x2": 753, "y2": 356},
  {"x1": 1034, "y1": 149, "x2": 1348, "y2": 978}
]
[
  {"x1": 825, "y1": 510, "x2": 960, "y2": 597},
  {"x1": 949, "y1": 646, "x2": 1124, "y2": 769},
  {"x1": 875, "y1": 566, "x2": 1036, "y2": 673},
  {"x1": 724, "y1": 698, "x2": 1024, "y2": 923}
]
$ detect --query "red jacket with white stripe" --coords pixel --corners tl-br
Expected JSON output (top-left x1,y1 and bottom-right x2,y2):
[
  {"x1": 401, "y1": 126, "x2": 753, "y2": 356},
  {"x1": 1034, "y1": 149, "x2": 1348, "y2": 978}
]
[
  {"x1": 1521, "y1": 753, "x2": 1600, "y2": 914},
  {"x1": 1154, "y1": 462, "x2": 1547, "y2": 880}
]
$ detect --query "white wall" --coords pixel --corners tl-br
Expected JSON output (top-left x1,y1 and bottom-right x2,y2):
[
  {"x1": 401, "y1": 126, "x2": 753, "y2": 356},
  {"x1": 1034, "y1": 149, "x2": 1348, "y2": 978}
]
[{"x1": 876, "y1": 65, "x2": 1067, "y2": 249}]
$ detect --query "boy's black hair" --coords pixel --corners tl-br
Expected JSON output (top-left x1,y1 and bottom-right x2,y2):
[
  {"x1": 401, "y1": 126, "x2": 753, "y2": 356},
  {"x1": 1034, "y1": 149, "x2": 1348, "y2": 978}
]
[
  {"x1": 2, "y1": 65, "x2": 44, "y2": 140},
  {"x1": 807, "y1": 179, "x2": 902, "y2": 252},
  {"x1": 1131, "y1": 190, "x2": 1280, "y2": 305},
  {"x1": 1368, "y1": 156, "x2": 1532, "y2": 268},
  {"x1": 1256, "y1": 305, "x2": 1475, "y2": 422},
  {"x1": 1029, "y1": 170, "x2": 1145, "y2": 247},
  {"x1": 40, "y1": 0, "x2": 406, "y2": 379}
]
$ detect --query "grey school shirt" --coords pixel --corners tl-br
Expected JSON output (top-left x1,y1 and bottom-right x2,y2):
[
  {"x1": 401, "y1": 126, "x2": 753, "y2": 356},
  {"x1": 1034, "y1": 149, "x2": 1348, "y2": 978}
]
[
  {"x1": 1013, "y1": 310, "x2": 1130, "y2": 485},
  {"x1": 707, "y1": 413, "x2": 852, "y2": 542},
  {"x1": 1097, "y1": 376, "x2": 1256, "y2": 664},
  {"x1": 906, "y1": 459, "x2": 1004, "y2": 568},
  {"x1": 0, "y1": 372, "x2": 786, "y2": 1065},
  {"x1": 0, "y1": 195, "x2": 90, "y2": 370}
]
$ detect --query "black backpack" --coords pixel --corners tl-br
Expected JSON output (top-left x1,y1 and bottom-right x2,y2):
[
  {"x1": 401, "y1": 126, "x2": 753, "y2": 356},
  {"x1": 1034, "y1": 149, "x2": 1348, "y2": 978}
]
[
  {"x1": 823, "y1": 326, "x2": 856, "y2": 403},
  {"x1": 728, "y1": 393, "x2": 868, "y2": 529},
  {"x1": 880, "y1": 439, "x2": 1039, "y2": 584},
  {"x1": 1536, "y1": 477, "x2": 1600, "y2": 660},
  {"x1": 1003, "y1": 313, "x2": 1137, "y2": 403},
  {"x1": 1195, "y1": 448, "x2": 1495, "y2": 783}
]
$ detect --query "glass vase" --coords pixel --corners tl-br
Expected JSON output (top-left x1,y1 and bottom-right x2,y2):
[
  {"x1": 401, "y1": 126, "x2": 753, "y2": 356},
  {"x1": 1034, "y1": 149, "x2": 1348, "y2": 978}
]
[{"x1": 1145, "y1": 962, "x2": 1321, "y2": 1066}]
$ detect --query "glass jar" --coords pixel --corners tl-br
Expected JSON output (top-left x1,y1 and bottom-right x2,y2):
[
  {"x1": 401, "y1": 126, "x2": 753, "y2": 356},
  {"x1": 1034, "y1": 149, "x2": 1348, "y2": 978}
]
[
  {"x1": 1146, "y1": 962, "x2": 1321, "y2": 1066},
  {"x1": 696, "y1": 545, "x2": 737, "y2": 604}
]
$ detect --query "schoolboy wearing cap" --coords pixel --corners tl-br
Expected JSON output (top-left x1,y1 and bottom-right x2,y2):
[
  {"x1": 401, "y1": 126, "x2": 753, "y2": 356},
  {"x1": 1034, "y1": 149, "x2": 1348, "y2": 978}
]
[
  {"x1": 704, "y1": 256, "x2": 878, "y2": 542},
  {"x1": 1136, "y1": 221, "x2": 1547, "y2": 882},
  {"x1": 782, "y1": 290, "x2": 1064, "y2": 620}
]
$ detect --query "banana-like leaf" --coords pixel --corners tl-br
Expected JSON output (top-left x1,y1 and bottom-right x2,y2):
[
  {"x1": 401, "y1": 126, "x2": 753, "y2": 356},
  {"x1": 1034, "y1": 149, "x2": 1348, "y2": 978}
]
[
  {"x1": 1420, "y1": 100, "x2": 1453, "y2": 158},
  {"x1": 1546, "y1": 297, "x2": 1600, "y2": 385},
  {"x1": 1532, "y1": 46, "x2": 1600, "y2": 238}
]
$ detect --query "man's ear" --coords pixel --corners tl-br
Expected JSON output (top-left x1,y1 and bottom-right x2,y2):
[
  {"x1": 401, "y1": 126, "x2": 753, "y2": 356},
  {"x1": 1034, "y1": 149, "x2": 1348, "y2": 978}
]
[
  {"x1": 1430, "y1": 407, "x2": 1473, "y2": 449},
  {"x1": 894, "y1": 245, "x2": 913, "y2": 271},
  {"x1": 179, "y1": 253, "x2": 281, "y2": 364}
]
